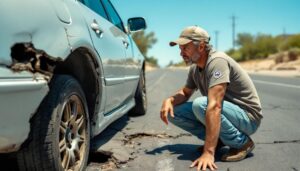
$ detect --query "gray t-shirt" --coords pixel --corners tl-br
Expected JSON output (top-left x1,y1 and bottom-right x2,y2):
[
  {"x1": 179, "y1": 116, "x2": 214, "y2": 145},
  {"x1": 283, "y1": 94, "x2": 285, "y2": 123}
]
[{"x1": 186, "y1": 50, "x2": 262, "y2": 124}]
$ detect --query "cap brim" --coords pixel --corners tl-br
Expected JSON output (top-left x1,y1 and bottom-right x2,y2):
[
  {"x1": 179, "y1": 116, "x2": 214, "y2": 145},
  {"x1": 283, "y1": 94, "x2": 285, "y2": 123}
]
[{"x1": 169, "y1": 37, "x2": 192, "y2": 46}]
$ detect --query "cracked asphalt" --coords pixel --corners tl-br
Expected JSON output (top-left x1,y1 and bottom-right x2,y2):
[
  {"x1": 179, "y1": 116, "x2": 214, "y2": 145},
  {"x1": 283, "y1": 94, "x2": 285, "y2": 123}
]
[{"x1": 86, "y1": 69, "x2": 300, "y2": 171}]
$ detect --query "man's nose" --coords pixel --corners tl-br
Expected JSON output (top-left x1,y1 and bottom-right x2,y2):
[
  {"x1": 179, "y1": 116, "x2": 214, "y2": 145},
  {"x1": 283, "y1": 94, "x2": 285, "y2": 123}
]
[{"x1": 180, "y1": 51, "x2": 184, "y2": 57}]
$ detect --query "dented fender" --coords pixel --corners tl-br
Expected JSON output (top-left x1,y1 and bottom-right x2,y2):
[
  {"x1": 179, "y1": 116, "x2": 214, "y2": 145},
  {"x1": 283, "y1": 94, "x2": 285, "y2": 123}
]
[
  {"x1": 0, "y1": 67, "x2": 49, "y2": 153},
  {"x1": 0, "y1": 0, "x2": 72, "y2": 153},
  {"x1": 0, "y1": 0, "x2": 72, "y2": 66}
]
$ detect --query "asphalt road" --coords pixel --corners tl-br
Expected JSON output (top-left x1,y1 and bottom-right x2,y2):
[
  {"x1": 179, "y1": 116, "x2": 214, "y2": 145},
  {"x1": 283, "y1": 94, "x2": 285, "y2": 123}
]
[
  {"x1": 87, "y1": 68, "x2": 300, "y2": 171},
  {"x1": 1, "y1": 68, "x2": 299, "y2": 171}
]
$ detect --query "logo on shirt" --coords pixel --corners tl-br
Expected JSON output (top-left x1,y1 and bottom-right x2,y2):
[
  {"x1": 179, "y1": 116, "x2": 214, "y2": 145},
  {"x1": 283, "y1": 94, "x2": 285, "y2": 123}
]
[{"x1": 213, "y1": 70, "x2": 222, "y2": 79}]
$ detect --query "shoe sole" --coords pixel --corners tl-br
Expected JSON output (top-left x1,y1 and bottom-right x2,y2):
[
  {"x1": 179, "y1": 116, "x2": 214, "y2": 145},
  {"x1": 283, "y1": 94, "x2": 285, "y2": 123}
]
[{"x1": 221, "y1": 144, "x2": 255, "y2": 162}]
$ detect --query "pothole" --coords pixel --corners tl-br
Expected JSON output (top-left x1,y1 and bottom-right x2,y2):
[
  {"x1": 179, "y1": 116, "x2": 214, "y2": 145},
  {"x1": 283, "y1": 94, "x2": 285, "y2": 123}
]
[
  {"x1": 88, "y1": 132, "x2": 192, "y2": 170},
  {"x1": 88, "y1": 152, "x2": 111, "y2": 163},
  {"x1": 0, "y1": 154, "x2": 18, "y2": 170},
  {"x1": 88, "y1": 152, "x2": 118, "y2": 171}
]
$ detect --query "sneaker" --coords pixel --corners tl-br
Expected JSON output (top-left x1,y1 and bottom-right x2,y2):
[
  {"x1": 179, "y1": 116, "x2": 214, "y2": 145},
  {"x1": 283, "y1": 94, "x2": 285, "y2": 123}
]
[
  {"x1": 221, "y1": 137, "x2": 255, "y2": 162},
  {"x1": 198, "y1": 139, "x2": 225, "y2": 153}
]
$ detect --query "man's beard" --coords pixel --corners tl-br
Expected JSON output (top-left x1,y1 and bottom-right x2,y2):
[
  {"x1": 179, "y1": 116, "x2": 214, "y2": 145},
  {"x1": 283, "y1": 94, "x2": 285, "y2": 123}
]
[
  {"x1": 183, "y1": 52, "x2": 201, "y2": 66},
  {"x1": 184, "y1": 58, "x2": 193, "y2": 66}
]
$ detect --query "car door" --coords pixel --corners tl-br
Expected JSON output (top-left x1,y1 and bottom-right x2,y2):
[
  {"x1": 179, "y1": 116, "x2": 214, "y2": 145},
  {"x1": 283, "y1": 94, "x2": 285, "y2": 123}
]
[
  {"x1": 77, "y1": 0, "x2": 128, "y2": 114},
  {"x1": 100, "y1": 0, "x2": 139, "y2": 101},
  {"x1": 123, "y1": 35, "x2": 144, "y2": 99}
]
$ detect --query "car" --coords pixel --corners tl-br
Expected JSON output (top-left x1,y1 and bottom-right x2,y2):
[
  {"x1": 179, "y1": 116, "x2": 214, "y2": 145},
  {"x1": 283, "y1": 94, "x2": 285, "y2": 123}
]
[{"x1": 0, "y1": 0, "x2": 147, "y2": 170}]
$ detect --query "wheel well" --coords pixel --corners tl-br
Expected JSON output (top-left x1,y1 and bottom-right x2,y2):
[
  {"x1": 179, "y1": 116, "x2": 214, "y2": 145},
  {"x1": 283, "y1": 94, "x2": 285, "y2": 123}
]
[
  {"x1": 142, "y1": 61, "x2": 145, "y2": 77},
  {"x1": 53, "y1": 48, "x2": 101, "y2": 119}
]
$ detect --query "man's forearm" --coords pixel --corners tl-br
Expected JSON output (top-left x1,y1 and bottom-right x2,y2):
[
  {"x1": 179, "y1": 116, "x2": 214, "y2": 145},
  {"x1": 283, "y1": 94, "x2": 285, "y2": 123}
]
[
  {"x1": 168, "y1": 89, "x2": 191, "y2": 106},
  {"x1": 203, "y1": 104, "x2": 221, "y2": 155}
]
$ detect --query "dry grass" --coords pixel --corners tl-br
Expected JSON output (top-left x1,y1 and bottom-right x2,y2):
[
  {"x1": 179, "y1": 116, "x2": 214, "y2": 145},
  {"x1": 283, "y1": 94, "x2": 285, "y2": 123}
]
[{"x1": 239, "y1": 55, "x2": 300, "y2": 77}]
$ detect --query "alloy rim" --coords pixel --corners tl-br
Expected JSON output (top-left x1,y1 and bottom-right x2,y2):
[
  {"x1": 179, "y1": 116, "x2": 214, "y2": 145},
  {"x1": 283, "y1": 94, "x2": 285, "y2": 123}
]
[{"x1": 59, "y1": 95, "x2": 87, "y2": 170}]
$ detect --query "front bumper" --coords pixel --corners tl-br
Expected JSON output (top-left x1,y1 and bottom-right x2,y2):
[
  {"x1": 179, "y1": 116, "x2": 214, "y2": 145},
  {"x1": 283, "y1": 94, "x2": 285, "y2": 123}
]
[{"x1": 0, "y1": 67, "x2": 49, "y2": 153}]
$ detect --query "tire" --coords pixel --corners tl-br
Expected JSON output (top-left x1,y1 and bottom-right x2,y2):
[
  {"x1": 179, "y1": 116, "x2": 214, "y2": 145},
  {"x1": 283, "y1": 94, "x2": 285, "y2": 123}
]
[
  {"x1": 17, "y1": 75, "x2": 90, "y2": 171},
  {"x1": 128, "y1": 70, "x2": 147, "y2": 116}
]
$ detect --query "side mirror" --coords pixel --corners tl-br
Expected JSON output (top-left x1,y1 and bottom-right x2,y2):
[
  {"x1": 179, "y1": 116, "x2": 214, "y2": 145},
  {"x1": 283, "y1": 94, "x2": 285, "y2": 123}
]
[{"x1": 127, "y1": 17, "x2": 147, "y2": 32}]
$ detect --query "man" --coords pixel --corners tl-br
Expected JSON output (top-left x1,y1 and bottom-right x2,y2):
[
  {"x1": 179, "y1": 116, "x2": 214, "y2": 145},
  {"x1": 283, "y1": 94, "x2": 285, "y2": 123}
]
[{"x1": 160, "y1": 26, "x2": 262, "y2": 171}]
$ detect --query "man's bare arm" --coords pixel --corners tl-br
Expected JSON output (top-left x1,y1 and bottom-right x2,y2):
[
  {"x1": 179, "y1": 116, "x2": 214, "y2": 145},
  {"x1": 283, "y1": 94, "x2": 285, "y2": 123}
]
[
  {"x1": 190, "y1": 83, "x2": 226, "y2": 170},
  {"x1": 160, "y1": 87, "x2": 194, "y2": 125},
  {"x1": 204, "y1": 83, "x2": 227, "y2": 155},
  {"x1": 169, "y1": 87, "x2": 194, "y2": 106}
]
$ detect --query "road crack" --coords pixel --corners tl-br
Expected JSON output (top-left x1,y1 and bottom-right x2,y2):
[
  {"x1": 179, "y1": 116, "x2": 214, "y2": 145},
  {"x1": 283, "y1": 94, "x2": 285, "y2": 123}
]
[
  {"x1": 257, "y1": 139, "x2": 300, "y2": 144},
  {"x1": 123, "y1": 132, "x2": 192, "y2": 145},
  {"x1": 88, "y1": 132, "x2": 192, "y2": 170}
]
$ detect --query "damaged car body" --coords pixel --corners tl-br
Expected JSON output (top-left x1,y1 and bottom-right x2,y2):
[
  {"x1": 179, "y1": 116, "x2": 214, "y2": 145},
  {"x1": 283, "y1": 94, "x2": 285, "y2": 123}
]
[{"x1": 0, "y1": 0, "x2": 147, "y2": 170}]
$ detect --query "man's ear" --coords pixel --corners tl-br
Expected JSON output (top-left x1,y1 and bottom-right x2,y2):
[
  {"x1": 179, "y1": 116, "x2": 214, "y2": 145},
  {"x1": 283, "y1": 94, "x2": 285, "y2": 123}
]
[{"x1": 198, "y1": 42, "x2": 205, "y2": 52}]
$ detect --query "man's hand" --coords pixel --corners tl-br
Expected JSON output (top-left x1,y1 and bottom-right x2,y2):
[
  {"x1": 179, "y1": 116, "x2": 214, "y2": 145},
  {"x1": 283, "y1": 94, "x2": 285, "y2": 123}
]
[
  {"x1": 190, "y1": 152, "x2": 217, "y2": 171},
  {"x1": 160, "y1": 87, "x2": 194, "y2": 125},
  {"x1": 160, "y1": 98, "x2": 174, "y2": 125}
]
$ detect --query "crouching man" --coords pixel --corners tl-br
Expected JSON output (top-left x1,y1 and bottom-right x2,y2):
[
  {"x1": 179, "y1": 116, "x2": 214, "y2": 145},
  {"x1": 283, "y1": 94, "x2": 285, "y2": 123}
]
[{"x1": 160, "y1": 26, "x2": 262, "y2": 171}]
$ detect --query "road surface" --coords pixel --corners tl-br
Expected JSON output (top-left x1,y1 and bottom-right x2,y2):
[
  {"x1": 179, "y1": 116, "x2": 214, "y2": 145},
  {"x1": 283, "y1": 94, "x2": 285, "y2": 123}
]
[{"x1": 87, "y1": 68, "x2": 300, "y2": 171}]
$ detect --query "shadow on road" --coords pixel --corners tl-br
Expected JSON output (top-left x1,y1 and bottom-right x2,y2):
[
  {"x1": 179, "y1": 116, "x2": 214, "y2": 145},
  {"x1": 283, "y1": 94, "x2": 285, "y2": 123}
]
[
  {"x1": 90, "y1": 114, "x2": 129, "y2": 151},
  {"x1": 145, "y1": 144, "x2": 254, "y2": 162},
  {"x1": 88, "y1": 114, "x2": 130, "y2": 163},
  {"x1": 0, "y1": 154, "x2": 18, "y2": 171}
]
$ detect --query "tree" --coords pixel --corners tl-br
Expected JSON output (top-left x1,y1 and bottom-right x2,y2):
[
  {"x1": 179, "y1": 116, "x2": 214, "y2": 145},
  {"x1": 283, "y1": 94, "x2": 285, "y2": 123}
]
[
  {"x1": 145, "y1": 56, "x2": 158, "y2": 67},
  {"x1": 227, "y1": 32, "x2": 300, "y2": 62},
  {"x1": 234, "y1": 33, "x2": 278, "y2": 60},
  {"x1": 278, "y1": 34, "x2": 300, "y2": 51},
  {"x1": 226, "y1": 48, "x2": 243, "y2": 62},
  {"x1": 236, "y1": 33, "x2": 254, "y2": 47},
  {"x1": 254, "y1": 34, "x2": 277, "y2": 58},
  {"x1": 167, "y1": 60, "x2": 174, "y2": 67},
  {"x1": 132, "y1": 30, "x2": 158, "y2": 67},
  {"x1": 236, "y1": 33, "x2": 255, "y2": 60}
]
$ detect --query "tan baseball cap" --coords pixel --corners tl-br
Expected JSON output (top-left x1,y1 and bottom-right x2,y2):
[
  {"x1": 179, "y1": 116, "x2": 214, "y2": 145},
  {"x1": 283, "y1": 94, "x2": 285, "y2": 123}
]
[{"x1": 169, "y1": 26, "x2": 210, "y2": 46}]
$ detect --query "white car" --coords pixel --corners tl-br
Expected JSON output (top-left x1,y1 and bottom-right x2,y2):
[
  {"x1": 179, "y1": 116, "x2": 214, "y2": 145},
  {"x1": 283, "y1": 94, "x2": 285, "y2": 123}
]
[{"x1": 0, "y1": 0, "x2": 147, "y2": 170}]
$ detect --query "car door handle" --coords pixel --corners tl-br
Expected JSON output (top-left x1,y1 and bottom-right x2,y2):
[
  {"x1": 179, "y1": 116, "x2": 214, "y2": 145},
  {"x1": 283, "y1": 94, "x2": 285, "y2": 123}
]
[
  {"x1": 90, "y1": 20, "x2": 104, "y2": 37},
  {"x1": 122, "y1": 39, "x2": 129, "y2": 49}
]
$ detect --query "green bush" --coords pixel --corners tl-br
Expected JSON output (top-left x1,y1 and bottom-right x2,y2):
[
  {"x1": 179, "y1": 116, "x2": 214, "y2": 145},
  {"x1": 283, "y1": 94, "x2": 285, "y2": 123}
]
[
  {"x1": 235, "y1": 33, "x2": 278, "y2": 61},
  {"x1": 279, "y1": 34, "x2": 300, "y2": 51},
  {"x1": 232, "y1": 33, "x2": 300, "y2": 61},
  {"x1": 226, "y1": 49, "x2": 244, "y2": 62}
]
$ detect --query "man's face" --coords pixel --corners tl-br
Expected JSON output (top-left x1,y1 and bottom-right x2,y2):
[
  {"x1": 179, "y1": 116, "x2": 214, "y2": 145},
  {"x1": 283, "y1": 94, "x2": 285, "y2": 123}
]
[{"x1": 179, "y1": 41, "x2": 200, "y2": 65}]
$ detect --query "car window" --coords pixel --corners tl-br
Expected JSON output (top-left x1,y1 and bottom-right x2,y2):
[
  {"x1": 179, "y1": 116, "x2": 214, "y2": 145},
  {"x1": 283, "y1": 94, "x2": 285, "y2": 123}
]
[
  {"x1": 81, "y1": 0, "x2": 108, "y2": 20},
  {"x1": 101, "y1": 0, "x2": 125, "y2": 31}
]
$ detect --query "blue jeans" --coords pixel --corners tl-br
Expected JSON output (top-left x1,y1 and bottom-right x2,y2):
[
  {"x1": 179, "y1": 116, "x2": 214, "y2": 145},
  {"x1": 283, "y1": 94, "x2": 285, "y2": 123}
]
[{"x1": 168, "y1": 97, "x2": 258, "y2": 148}]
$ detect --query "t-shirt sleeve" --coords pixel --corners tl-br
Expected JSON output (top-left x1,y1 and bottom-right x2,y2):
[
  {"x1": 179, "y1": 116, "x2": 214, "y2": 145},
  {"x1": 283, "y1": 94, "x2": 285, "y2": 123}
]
[
  {"x1": 207, "y1": 58, "x2": 230, "y2": 88},
  {"x1": 185, "y1": 66, "x2": 197, "y2": 89}
]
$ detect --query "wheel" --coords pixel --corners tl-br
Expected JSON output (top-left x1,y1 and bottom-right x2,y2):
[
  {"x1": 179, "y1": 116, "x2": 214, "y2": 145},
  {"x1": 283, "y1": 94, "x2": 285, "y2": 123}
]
[
  {"x1": 129, "y1": 70, "x2": 147, "y2": 116},
  {"x1": 17, "y1": 75, "x2": 90, "y2": 171}
]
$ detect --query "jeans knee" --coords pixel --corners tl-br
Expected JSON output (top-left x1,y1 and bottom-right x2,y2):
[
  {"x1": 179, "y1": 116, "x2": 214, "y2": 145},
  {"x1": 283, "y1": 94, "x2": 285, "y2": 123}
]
[
  {"x1": 192, "y1": 97, "x2": 207, "y2": 113},
  {"x1": 192, "y1": 97, "x2": 207, "y2": 124}
]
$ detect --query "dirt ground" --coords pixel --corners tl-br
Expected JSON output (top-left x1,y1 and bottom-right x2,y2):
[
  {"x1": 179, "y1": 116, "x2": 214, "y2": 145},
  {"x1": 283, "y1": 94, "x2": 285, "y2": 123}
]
[{"x1": 239, "y1": 58, "x2": 300, "y2": 77}]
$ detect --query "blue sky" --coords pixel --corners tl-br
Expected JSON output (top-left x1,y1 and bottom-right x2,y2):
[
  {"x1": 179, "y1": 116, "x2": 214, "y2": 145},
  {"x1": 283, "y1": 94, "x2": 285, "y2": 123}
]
[{"x1": 111, "y1": 0, "x2": 300, "y2": 67}]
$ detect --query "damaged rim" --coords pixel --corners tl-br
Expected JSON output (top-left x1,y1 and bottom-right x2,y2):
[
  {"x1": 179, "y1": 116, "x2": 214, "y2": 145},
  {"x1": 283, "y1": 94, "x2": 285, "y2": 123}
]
[{"x1": 59, "y1": 94, "x2": 87, "y2": 170}]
